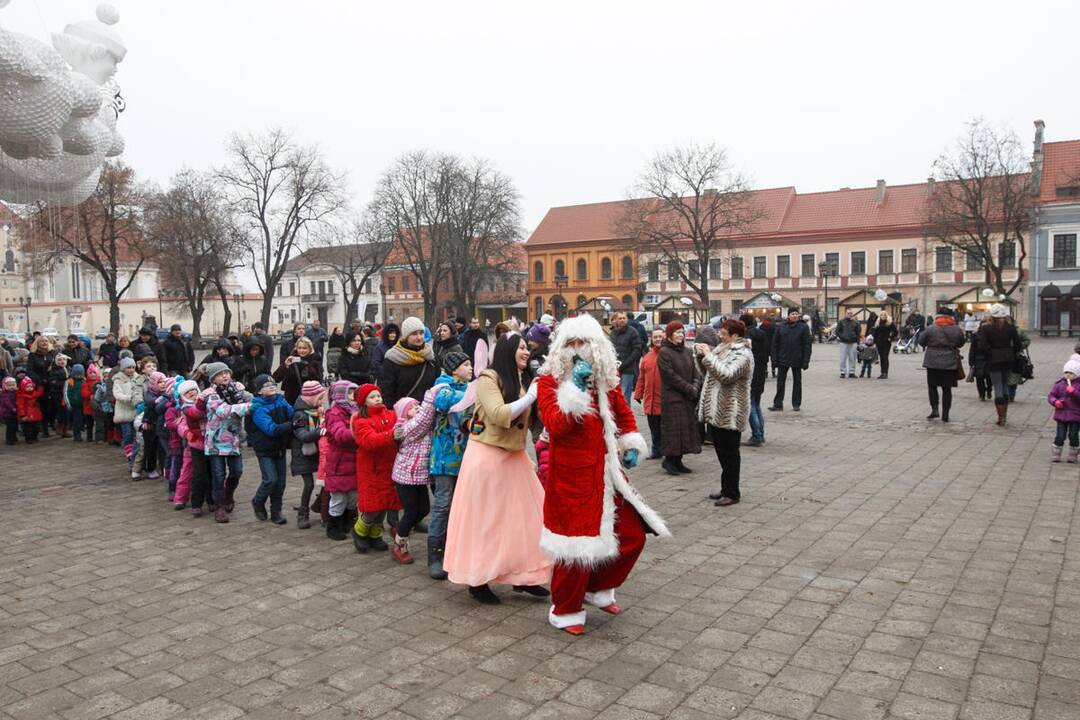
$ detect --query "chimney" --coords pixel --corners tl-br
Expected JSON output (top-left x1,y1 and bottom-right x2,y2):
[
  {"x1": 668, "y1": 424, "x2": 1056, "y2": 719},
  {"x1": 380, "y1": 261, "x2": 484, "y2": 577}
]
[
  {"x1": 875, "y1": 179, "x2": 886, "y2": 206},
  {"x1": 1031, "y1": 119, "x2": 1045, "y2": 197},
  {"x1": 926, "y1": 177, "x2": 935, "y2": 196}
]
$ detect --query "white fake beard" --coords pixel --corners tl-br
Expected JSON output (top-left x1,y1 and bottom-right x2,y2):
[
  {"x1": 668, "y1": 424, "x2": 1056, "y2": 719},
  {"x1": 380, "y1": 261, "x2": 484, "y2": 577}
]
[{"x1": 572, "y1": 344, "x2": 594, "y2": 364}]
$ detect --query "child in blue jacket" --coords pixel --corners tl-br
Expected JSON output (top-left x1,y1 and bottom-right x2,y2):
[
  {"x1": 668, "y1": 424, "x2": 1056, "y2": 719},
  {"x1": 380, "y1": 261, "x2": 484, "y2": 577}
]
[{"x1": 248, "y1": 374, "x2": 296, "y2": 525}]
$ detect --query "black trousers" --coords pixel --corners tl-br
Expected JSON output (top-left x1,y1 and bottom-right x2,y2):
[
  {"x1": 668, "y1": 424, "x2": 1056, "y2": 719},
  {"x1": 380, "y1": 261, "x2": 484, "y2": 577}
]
[
  {"x1": 928, "y1": 381, "x2": 952, "y2": 415},
  {"x1": 142, "y1": 428, "x2": 158, "y2": 472},
  {"x1": 709, "y1": 426, "x2": 741, "y2": 501},
  {"x1": 299, "y1": 473, "x2": 315, "y2": 511},
  {"x1": 646, "y1": 415, "x2": 661, "y2": 457},
  {"x1": 772, "y1": 366, "x2": 802, "y2": 409},
  {"x1": 395, "y1": 484, "x2": 431, "y2": 538},
  {"x1": 4, "y1": 417, "x2": 17, "y2": 444},
  {"x1": 189, "y1": 451, "x2": 210, "y2": 509},
  {"x1": 878, "y1": 343, "x2": 891, "y2": 375}
]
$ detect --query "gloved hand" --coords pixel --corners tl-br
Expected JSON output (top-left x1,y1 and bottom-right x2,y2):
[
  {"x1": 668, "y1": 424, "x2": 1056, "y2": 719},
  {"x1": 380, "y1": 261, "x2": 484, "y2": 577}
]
[
  {"x1": 621, "y1": 448, "x2": 639, "y2": 469},
  {"x1": 572, "y1": 359, "x2": 593, "y2": 392},
  {"x1": 1056, "y1": 399, "x2": 1065, "y2": 409}
]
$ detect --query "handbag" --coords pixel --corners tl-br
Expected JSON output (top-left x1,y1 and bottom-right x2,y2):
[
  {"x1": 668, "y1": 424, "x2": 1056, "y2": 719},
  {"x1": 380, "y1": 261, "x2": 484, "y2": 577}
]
[
  {"x1": 954, "y1": 348, "x2": 966, "y2": 382},
  {"x1": 1013, "y1": 351, "x2": 1034, "y2": 381}
]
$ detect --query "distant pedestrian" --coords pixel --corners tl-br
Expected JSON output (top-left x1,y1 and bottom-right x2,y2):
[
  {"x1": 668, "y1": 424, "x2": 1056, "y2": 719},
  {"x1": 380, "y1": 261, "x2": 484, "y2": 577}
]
[
  {"x1": 610, "y1": 311, "x2": 643, "y2": 407},
  {"x1": 835, "y1": 309, "x2": 860, "y2": 378},
  {"x1": 740, "y1": 314, "x2": 768, "y2": 446},
  {"x1": 919, "y1": 308, "x2": 965, "y2": 423},
  {"x1": 696, "y1": 319, "x2": 752, "y2": 507},
  {"x1": 633, "y1": 328, "x2": 665, "y2": 459},
  {"x1": 769, "y1": 309, "x2": 812, "y2": 412},
  {"x1": 657, "y1": 321, "x2": 701, "y2": 476},
  {"x1": 870, "y1": 313, "x2": 898, "y2": 378},
  {"x1": 975, "y1": 304, "x2": 1022, "y2": 426}
]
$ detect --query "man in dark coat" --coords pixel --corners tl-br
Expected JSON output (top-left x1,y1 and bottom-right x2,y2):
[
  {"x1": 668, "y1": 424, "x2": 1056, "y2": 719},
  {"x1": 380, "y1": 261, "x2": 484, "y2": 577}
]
[
  {"x1": 760, "y1": 317, "x2": 777, "y2": 376},
  {"x1": 460, "y1": 317, "x2": 487, "y2": 364},
  {"x1": 306, "y1": 319, "x2": 328, "y2": 358},
  {"x1": 97, "y1": 333, "x2": 120, "y2": 368},
  {"x1": 610, "y1": 311, "x2": 643, "y2": 405},
  {"x1": 137, "y1": 327, "x2": 165, "y2": 366},
  {"x1": 63, "y1": 335, "x2": 92, "y2": 368},
  {"x1": 249, "y1": 322, "x2": 275, "y2": 366},
  {"x1": 161, "y1": 324, "x2": 195, "y2": 376},
  {"x1": 769, "y1": 309, "x2": 812, "y2": 411},
  {"x1": 740, "y1": 314, "x2": 768, "y2": 446}
]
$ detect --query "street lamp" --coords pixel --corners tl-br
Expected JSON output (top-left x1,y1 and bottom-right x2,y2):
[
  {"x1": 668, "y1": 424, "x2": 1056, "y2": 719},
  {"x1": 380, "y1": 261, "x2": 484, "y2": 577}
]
[
  {"x1": 553, "y1": 274, "x2": 568, "y2": 320},
  {"x1": 18, "y1": 296, "x2": 31, "y2": 334},
  {"x1": 818, "y1": 261, "x2": 830, "y2": 323}
]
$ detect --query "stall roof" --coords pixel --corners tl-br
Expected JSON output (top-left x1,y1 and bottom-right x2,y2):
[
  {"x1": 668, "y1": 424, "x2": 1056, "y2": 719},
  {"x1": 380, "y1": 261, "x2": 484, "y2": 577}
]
[
  {"x1": 652, "y1": 295, "x2": 707, "y2": 310},
  {"x1": 740, "y1": 292, "x2": 800, "y2": 310},
  {"x1": 836, "y1": 288, "x2": 902, "y2": 307}
]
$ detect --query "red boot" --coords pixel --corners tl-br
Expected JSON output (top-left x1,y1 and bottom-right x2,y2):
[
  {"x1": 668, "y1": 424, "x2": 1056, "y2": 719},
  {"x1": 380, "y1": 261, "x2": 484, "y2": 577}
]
[{"x1": 391, "y1": 534, "x2": 414, "y2": 564}]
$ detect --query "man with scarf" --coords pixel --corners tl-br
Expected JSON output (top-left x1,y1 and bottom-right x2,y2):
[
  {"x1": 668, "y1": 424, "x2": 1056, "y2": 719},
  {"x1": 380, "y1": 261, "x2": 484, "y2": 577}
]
[{"x1": 378, "y1": 317, "x2": 440, "y2": 408}]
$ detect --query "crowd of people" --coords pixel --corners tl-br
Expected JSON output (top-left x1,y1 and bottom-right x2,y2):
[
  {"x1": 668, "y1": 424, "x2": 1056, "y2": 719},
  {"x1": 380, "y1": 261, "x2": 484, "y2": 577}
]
[{"x1": 1, "y1": 301, "x2": 1072, "y2": 632}]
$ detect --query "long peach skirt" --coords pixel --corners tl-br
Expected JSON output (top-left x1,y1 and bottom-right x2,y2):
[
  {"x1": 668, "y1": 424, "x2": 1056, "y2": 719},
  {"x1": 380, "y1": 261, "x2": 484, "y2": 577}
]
[{"x1": 444, "y1": 440, "x2": 553, "y2": 587}]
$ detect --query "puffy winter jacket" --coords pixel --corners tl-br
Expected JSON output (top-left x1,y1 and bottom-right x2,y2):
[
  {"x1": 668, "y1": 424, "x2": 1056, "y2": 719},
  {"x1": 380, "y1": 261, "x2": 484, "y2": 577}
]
[
  {"x1": 0, "y1": 388, "x2": 16, "y2": 420},
  {"x1": 164, "y1": 403, "x2": 183, "y2": 452},
  {"x1": 337, "y1": 345, "x2": 375, "y2": 386},
  {"x1": 17, "y1": 380, "x2": 43, "y2": 422},
  {"x1": 771, "y1": 319, "x2": 813, "y2": 369},
  {"x1": 352, "y1": 406, "x2": 401, "y2": 513},
  {"x1": 290, "y1": 397, "x2": 323, "y2": 476},
  {"x1": 248, "y1": 393, "x2": 293, "y2": 457},
  {"x1": 633, "y1": 347, "x2": 662, "y2": 415},
  {"x1": 1048, "y1": 377, "x2": 1080, "y2": 423},
  {"x1": 203, "y1": 385, "x2": 251, "y2": 456},
  {"x1": 429, "y1": 374, "x2": 470, "y2": 477},
  {"x1": 322, "y1": 403, "x2": 357, "y2": 493},
  {"x1": 391, "y1": 393, "x2": 435, "y2": 486},
  {"x1": 179, "y1": 400, "x2": 206, "y2": 451},
  {"x1": 111, "y1": 372, "x2": 146, "y2": 423}
]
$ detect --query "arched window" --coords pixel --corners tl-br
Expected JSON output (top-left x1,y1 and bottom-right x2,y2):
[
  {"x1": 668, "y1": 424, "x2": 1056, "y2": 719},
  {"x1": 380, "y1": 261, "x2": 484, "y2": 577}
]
[
  {"x1": 554, "y1": 259, "x2": 565, "y2": 278},
  {"x1": 601, "y1": 257, "x2": 612, "y2": 280},
  {"x1": 533, "y1": 261, "x2": 544, "y2": 283},
  {"x1": 576, "y1": 258, "x2": 587, "y2": 281},
  {"x1": 622, "y1": 294, "x2": 633, "y2": 309},
  {"x1": 534, "y1": 297, "x2": 543, "y2": 320},
  {"x1": 621, "y1": 256, "x2": 633, "y2": 279}
]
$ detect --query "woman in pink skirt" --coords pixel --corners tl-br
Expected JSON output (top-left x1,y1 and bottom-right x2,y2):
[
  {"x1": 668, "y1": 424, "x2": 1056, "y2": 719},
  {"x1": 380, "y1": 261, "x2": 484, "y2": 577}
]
[{"x1": 444, "y1": 333, "x2": 553, "y2": 604}]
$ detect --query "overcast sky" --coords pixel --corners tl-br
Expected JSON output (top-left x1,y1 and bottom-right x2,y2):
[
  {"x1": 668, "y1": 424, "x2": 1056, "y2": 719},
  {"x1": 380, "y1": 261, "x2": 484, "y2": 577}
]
[{"x1": 5, "y1": 0, "x2": 1078, "y2": 280}]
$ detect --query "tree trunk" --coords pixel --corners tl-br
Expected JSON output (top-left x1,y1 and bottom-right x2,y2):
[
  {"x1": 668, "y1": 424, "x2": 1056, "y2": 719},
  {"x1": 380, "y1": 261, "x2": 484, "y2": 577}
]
[
  {"x1": 259, "y1": 294, "x2": 273, "y2": 330},
  {"x1": 108, "y1": 288, "x2": 121, "y2": 336},
  {"x1": 190, "y1": 305, "x2": 204, "y2": 344},
  {"x1": 344, "y1": 295, "x2": 359, "y2": 326}
]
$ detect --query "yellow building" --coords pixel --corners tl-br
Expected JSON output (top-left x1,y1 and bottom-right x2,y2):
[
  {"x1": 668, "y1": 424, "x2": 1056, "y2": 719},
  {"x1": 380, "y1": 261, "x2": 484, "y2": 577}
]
[{"x1": 526, "y1": 201, "x2": 639, "y2": 321}]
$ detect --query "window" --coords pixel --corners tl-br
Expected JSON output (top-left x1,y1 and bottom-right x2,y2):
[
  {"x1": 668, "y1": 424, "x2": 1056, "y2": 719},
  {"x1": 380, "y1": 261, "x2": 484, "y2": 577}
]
[
  {"x1": 801, "y1": 254, "x2": 816, "y2": 277},
  {"x1": 534, "y1": 297, "x2": 543, "y2": 319},
  {"x1": 575, "y1": 258, "x2": 587, "y2": 281},
  {"x1": 533, "y1": 261, "x2": 544, "y2": 282},
  {"x1": 621, "y1": 294, "x2": 633, "y2": 309},
  {"x1": 1053, "y1": 234, "x2": 1077, "y2": 268},
  {"x1": 935, "y1": 246, "x2": 952, "y2": 271},
  {"x1": 310, "y1": 281, "x2": 316, "y2": 294},
  {"x1": 621, "y1": 256, "x2": 633, "y2": 279},
  {"x1": 800, "y1": 297, "x2": 817, "y2": 311},
  {"x1": 965, "y1": 250, "x2": 984, "y2": 271},
  {"x1": 709, "y1": 258, "x2": 723, "y2": 281},
  {"x1": 731, "y1": 298, "x2": 743, "y2": 313},
  {"x1": 601, "y1": 257, "x2": 612, "y2": 280},
  {"x1": 647, "y1": 261, "x2": 659, "y2": 282},
  {"x1": 554, "y1": 259, "x2": 566, "y2": 278},
  {"x1": 1056, "y1": 186, "x2": 1080, "y2": 198},
  {"x1": 364, "y1": 279, "x2": 372, "y2": 293},
  {"x1": 515, "y1": 278, "x2": 522, "y2": 293},
  {"x1": 401, "y1": 276, "x2": 410, "y2": 291},
  {"x1": 709, "y1": 300, "x2": 723, "y2": 317},
  {"x1": 878, "y1": 249, "x2": 894, "y2": 275},
  {"x1": 317, "y1": 280, "x2": 325, "y2": 295},
  {"x1": 689, "y1": 261, "x2": 700, "y2": 281},
  {"x1": 824, "y1": 252, "x2": 839, "y2": 276},
  {"x1": 851, "y1": 251, "x2": 866, "y2": 275},
  {"x1": 387, "y1": 277, "x2": 396, "y2": 293},
  {"x1": 999, "y1": 240, "x2": 1016, "y2": 268},
  {"x1": 731, "y1": 257, "x2": 744, "y2": 279},
  {"x1": 327, "y1": 281, "x2": 334, "y2": 295},
  {"x1": 776, "y1": 255, "x2": 790, "y2": 278},
  {"x1": 901, "y1": 248, "x2": 917, "y2": 273},
  {"x1": 276, "y1": 283, "x2": 282, "y2": 298},
  {"x1": 289, "y1": 282, "x2": 296, "y2": 296},
  {"x1": 667, "y1": 260, "x2": 679, "y2": 281},
  {"x1": 753, "y1": 256, "x2": 766, "y2": 278}
]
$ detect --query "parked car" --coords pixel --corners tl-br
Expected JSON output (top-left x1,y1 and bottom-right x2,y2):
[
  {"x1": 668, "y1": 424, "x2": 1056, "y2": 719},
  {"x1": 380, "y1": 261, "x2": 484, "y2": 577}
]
[
  {"x1": 0, "y1": 329, "x2": 23, "y2": 346},
  {"x1": 155, "y1": 328, "x2": 191, "y2": 341},
  {"x1": 94, "y1": 328, "x2": 108, "y2": 340},
  {"x1": 41, "y1": 327, "x2": 59, "y2": 338}
]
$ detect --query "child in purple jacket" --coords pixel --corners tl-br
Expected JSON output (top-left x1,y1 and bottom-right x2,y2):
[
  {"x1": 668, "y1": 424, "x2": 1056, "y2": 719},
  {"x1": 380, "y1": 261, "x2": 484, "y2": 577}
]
[
  {"x1": 1047, "y1": 358, "x2": 1080, "y2": 463},
  {"x1": 1, "y1": 376, "x2": 18, "y2": 445}
]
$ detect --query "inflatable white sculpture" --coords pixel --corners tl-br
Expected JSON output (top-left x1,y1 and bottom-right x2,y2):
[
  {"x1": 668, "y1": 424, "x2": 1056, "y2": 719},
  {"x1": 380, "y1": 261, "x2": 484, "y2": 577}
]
[{"x1": 0, "y1": 2, "x2": 127, "y2": 206}]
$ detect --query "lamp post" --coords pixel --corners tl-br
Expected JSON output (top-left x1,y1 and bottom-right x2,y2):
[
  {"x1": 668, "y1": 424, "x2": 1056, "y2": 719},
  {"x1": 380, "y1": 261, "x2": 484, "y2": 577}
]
[
  {"x1": 18, "y1": 296, "x2": 31, "y2": 334},
  {"x1": 379, "y1": 282, "x2": 386, "y2": 325},
  {"x1": 554, "y1": 274, "x2": 568, "y2": 320},
  {"x1": 818, "y1": 261, "x2": 830, "y2": 323}
]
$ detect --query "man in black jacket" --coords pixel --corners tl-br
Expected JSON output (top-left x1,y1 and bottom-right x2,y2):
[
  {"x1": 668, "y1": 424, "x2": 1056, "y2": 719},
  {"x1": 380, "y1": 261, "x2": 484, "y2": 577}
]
[
  {"x1": 769, "y1": 309, "x2": 812, "y2": 411},
  {"x1": 162, "y1": 324, "x2": 195, "y2": 376},
  {"x1": 610, "y1": 311, "x2": 643, "y2": 405},
  {"x1": 63, "y1": 335, "x2": 92, "y2": 369},
  {"x1": 249, "y1": 322, "x2": 275, "y2": 366},
  {"x1": 137, "y1": 327, "x2": 165, "y2": 367},
  {"x1": 740, "y1": 314, "x2": 769, "y2": 445},
  {"x1": 835, "y1": 309, "x2": 861, "y2": 378}
]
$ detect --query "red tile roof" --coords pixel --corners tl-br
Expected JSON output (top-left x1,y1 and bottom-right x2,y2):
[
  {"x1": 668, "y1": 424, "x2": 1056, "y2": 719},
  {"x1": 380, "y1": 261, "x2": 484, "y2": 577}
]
[{"x1": 1036, "y1": 140, "x2": 1080, "y2": 205}]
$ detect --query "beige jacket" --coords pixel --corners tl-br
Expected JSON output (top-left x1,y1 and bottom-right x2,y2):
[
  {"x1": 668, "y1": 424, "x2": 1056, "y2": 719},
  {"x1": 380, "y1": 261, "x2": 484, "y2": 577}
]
[{"x1": 471, "y1": 370, "x2": 531, "y2": 451}]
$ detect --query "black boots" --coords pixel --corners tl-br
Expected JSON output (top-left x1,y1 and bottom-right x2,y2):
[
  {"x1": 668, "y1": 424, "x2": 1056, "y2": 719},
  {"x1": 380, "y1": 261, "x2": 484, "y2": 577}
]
[
  {"x1": 427, "y1": 536, "x2": 447, "y2": 580},
  {"x1": 269, "y1": 511, "x2": 287, "y2": 525},
  {"x1": 326, "y1": 514, "x2": 347, "y2": 541},
  {"x1": 296, "y1": 509, "x2": 311, "y2": 530},
  {"x1": 469, "y1": 584, "x2": 501, "y2": 605},
  {"x1": 251, "y1": 497, "x2": 268, "y2": 521}
]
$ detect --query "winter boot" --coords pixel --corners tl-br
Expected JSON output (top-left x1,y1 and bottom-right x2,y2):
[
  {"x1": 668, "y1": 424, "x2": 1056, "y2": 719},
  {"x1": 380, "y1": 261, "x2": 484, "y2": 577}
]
[
  {"x1": 392, "y1": 534, "x2": 414, "y2": 564},
  {"x1": 309, "y1": 490, "x2": 322, "y2": 514},
  {"x1": 367, "y1": 523, "x2": 389, "y2": 551},
  {"x1": 995, "y1": 401, "x2": 1007, "y2": 426},
  {"x1": 296, "y1": 509, "x2": 311, "y2": 530},
  {"x1": 224, "y1": 487, "x2": 236, "y2": 513},
  {"x1": 326, "y1": 514, "x2": 347, "y2": 541},
  {"x1": 351, "y1": 516, "x2": 370, "y2": 553},
  {"x1": 1069, "y1": 447, "x2": 1079, "y2": 464},
  {"x1": 319, "y1": 492, "x2": 330, "y2": 527},
  {"x1": 251, "y1": 497, "x2": 268, "y2": 521},
  {"x1": 213, "y1": 507, "x2": 229, "y2": 523},
  {"x1": 1052, "y1": 445, "x2": 1063, "y2": 463},
  {"x1": 427, "y1": 536, "x2": 447, "y2": 580},
  {"x1": 269, "y1": 510, "x2": 287, "y2": 525}
]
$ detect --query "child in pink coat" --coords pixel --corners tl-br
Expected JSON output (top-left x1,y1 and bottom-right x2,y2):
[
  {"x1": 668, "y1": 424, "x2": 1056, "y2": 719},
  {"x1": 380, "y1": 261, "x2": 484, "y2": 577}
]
[
  {"x1": 1047, "y1": 358, "x2": 1080, "y2": 463},
  {"x1": 390, "y1": 394, "x2": 436, "y2": 564}
]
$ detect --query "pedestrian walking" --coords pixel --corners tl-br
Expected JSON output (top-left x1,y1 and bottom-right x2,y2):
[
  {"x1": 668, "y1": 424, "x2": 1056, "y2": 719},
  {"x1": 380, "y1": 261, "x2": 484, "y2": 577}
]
[
  {"x1": 919, "y1": 308, "x2": 965, "y2": 422},
  {"x1": 835, "y1": 309, "x2": 861, "y2": 378},
  {"x1": 769, "y1": 308, "x2": 812, "y2": 411},
  {"x1": 974, "y1": 304, "x2": 1023, "y2": 426},
  {"x1": 1047, "y1": 358, "x2": 1080, "y2": 463}
]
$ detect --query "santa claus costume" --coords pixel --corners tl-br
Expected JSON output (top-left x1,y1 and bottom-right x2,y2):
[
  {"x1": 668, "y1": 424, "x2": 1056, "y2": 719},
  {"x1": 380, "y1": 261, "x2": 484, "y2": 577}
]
[{"x1": 536, "y1": 314, "x2": 671, "y2": 635}]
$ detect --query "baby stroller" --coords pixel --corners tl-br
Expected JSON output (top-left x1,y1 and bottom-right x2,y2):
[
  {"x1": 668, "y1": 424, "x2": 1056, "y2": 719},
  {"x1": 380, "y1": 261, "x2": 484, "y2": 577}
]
[
  {"x1": 895, "y1": 326, "x2": 921, "y2": 353},
  {"x1": 325, "y1": 347, "x2": 342, "y2": 382}
]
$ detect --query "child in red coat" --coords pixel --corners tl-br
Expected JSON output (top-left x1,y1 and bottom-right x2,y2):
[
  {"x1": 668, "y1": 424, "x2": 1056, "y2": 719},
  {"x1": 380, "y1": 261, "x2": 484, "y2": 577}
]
[
  {"x1": 17, "y1": 376, "x2": 44, "y2": 444},
  {"x1": 350, "y1": 383, "x2": 400, "y2": 553}
]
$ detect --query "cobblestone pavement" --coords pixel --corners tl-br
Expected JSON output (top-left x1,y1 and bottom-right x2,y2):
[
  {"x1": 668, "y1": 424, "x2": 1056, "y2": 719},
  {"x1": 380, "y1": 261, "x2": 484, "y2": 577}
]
[{"x1": 2, "y1": 336, "x2": 1079, "y2": 720}]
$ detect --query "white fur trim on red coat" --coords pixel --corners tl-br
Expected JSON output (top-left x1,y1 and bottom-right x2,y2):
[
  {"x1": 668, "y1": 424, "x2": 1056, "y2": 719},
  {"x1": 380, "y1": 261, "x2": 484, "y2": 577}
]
[
  {"x1": 556, "y1": 380, "x2": 594, "y2": 419},
  {"x1": 616, "y1": 432, "x2": 648, "y2": 458}
]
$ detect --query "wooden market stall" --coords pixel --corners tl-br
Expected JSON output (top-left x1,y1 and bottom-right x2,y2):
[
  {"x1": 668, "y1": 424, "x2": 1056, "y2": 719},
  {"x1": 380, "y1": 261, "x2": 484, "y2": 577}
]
[
  {"x1": 646, "y1": 295, "x2": 710, "y2": 327},
  {"x1": 939, "y1": 286, "x2": 1018, "y2": 322},
  {"x1": 738, "y1": 292, "x2": 800, "y2": 321},
  {"x1": 836, "y1": 288, "x2": 904, "y2": 326}
]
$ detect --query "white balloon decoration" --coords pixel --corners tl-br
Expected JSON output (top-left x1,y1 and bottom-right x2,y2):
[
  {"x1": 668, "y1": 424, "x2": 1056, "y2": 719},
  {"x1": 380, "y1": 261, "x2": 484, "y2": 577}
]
[
  {"x1": 874, "y1": 288, "x2": 888, "y2": 302},
  {"x1": 0, "y1": 3, "x2": 127, "y2": 206},
  {"x1": 981, "y1": 287, "x2": 995, "y2": 298}
]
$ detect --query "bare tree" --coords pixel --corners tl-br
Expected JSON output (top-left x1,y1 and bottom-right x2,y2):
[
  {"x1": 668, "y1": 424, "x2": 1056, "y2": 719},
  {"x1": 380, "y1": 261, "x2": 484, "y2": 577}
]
[
  {"x1": 305, "y1": 216, "x2": 394, "y2": 325},
  {"x1": 925, "y1": 119, "x2": 1031, "y2": 298},
  {"x1": 218, "y1": 128, "x2": 347, "y2": 328},
  {"x1": 616, "y1": 143, "x2": 763, "y2": 310},
  {"x1": 25, "y1": 162, "x2": 150, "y2": 334},
  {"x1": 369, "y1": 151, "x2": 452, "y2": 325},
  {"x1": 145, "y1": 170, "x2": 240, "y2": 342}
]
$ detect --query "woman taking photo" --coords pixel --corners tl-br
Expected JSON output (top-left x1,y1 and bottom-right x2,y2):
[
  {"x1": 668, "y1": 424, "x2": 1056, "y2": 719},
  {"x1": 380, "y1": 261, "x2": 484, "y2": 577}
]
[
  {"x1": 657, "y1": 321, "x2": 701, "y2": 476},
  {"x1": 443, "y1": 333, "x2": 552, "y2": 605},
  {"x1": 272, "y1": 336, "x2": 323, "y2": 404},
  {"x1": 919, "y1": 308, "x2": 965, "y2": 422},
  {"x1": 975, "y1": 304, "x2": 1023, "y2": 426},
  {"x1": 870, "y1": 313, "x2": 899, "y2": 379},
  {"x1": 696, "y1": 319, "x2": 753, "y2": 507}
]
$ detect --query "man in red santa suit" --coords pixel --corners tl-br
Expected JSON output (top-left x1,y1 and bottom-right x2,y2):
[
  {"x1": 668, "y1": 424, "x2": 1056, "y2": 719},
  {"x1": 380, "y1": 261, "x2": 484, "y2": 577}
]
[{"x1": 536, "y1": 314, "x2": 670, "y2": 635}]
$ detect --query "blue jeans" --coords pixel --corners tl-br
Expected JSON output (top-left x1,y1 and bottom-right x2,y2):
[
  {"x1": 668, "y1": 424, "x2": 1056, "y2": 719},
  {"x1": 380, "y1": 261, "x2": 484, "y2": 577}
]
[
  {"x1": 208, "y1": 455, "x2": 243, "y2": 506},
  {"x1": 118, "y1": 422, "x2": 135, "y2": 462},
  {"x1": 254, "y1": 454, "x2": 287, "y2": 514},
  {"x1": 428, "y1": 475, "x2": 456, "y2": 539},
  {"x1": 988, "y1": 370, "x2": 1010, "y2": 404},
  {"x1": 748, "y1": 398, "x2": 764, "y2": 441},
  {"x1": 620, "y1": 372, "x2": 637, "y2": 407}
]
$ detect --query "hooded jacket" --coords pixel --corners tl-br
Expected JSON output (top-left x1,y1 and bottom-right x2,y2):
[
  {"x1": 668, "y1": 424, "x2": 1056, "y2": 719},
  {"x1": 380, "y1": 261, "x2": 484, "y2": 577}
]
[
  {"x1": 162, "y1": 334, "x2": 195, "y2": 375},
  {"x1": 290, "y1": 396, "x2": 323, "y2": 476},
  {"x1": 322, "y1": 402, "x2": 358, "y2": 493},
  {"x1": 235, "y1": 341, "x2": 271, "y2": 391},
  {"x1": 352, "y1": 405, "x2": 401, "y2": 513},
  {"x1": 371, "y1": 322, "x2": 399, "y2": 380},
  {"x1": 111, "y1": 372, "x2": 146, "y2": 423},
  {"x1": 198, "y1": 338, "x2": 236, "y2": 374},
  {"x1": 248, "y1": 392, "x2": 294, "y2": 457},
  {"x1": 16, "y1": 378, "x2": 43, "y2": 422},
  {"x1": 203, "y1": 384, "x2": 251, "y2": 456},
  {"x1": 391, "y1": 393, "x2": 436, "y2": 486},
  {"x1": 429, "y1": 374, "x2": 470, "y2": 477}
]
